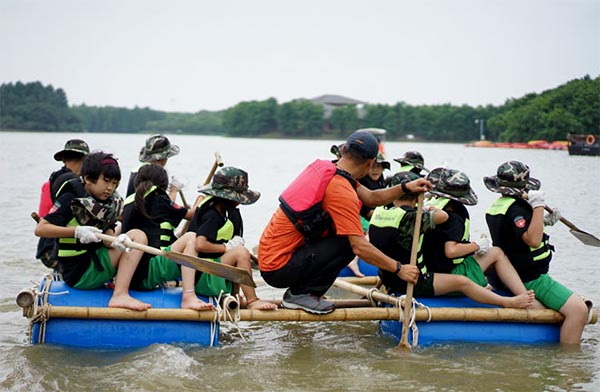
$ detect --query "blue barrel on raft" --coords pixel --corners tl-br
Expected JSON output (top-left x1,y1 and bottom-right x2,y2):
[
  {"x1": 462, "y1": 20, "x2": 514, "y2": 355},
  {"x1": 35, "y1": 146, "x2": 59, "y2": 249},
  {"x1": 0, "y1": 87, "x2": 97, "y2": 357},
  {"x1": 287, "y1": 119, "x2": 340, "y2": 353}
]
[
  {"x1": 30, "y1": 278, "x2": 218, "y2": 349},
  {"x1": 338, "y1": 258, "x2": 378, "y2": 277},
  {"x1": 379, "y1": 295, "x2": 560, "y2": 346}
]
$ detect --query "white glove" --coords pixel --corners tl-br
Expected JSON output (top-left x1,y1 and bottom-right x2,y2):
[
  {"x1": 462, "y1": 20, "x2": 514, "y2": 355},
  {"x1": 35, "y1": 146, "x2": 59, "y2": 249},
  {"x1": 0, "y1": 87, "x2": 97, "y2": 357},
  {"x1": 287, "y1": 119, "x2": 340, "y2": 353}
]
[
  {"x1": 543, "y1": 208, "x2": 562, "y2": 226},
  {"x1": 74, "y1": 226, "x2": 102, "y2": 244},
  {"x1": 224, "y1": 235, "x2": 245, "y2": 252},
  {"x1": 170, "y1": 176, "x2": 185, "y2": 191},
  {"x1": 111, "y1": 233, "x2": 132, "y2": 253},
  {"x1": 474, "y1": 234, "x2": 490, "y2": 255},
  {"x1": 527, "y1": 190, "x2": 546, "y2": 209}
]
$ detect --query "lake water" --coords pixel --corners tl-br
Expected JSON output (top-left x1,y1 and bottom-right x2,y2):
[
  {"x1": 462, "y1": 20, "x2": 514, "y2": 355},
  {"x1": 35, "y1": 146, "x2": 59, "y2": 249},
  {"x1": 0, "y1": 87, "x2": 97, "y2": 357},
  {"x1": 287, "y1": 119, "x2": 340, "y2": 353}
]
[{"x1": 1, "y1": 131, "x2": 599, "y2": 391}]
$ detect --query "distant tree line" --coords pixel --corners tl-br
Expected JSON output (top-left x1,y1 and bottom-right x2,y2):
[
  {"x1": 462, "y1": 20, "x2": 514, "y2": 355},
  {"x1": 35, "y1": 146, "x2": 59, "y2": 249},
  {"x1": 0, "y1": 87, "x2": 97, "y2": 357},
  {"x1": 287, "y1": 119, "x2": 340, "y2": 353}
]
[{"x1": 1, "y1": 75, "x2": 598, "y2": 142}]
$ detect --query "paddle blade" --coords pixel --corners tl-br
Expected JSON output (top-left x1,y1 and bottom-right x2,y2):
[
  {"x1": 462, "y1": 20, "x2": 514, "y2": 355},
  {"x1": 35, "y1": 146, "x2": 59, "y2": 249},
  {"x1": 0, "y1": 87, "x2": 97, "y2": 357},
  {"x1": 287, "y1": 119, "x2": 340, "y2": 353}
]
[
  {"x1": 164, "y1": 250, "x2": 256, "y2": 287},
  {"x1": 569, "y1": 229, "x2": 600, "y2": 247}
]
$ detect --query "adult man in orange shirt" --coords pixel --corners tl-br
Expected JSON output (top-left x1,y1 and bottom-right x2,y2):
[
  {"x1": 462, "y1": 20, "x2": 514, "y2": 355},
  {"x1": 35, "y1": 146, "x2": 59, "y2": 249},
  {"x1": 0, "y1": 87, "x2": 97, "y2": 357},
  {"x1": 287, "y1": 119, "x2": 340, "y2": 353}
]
[{"x1": 259, "y1": 130, "x2": 431, "y2": 314}]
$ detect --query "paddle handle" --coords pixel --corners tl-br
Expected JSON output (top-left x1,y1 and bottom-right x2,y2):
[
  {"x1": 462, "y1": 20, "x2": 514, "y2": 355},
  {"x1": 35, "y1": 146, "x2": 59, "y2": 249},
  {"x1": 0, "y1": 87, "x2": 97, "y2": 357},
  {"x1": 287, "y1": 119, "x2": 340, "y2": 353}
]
[
  {"x1": 399, "y1": 192, "x2": 424, "y2": 349},
  {"x1": 543, "y1": 205, "x2": 581, "y2": 232},
  {"x1": 95, "y1": 233, "x2": 164, "y2": 257},
  {"x1": 203, "y1": 152, "x2": 224, "y2": 185}
]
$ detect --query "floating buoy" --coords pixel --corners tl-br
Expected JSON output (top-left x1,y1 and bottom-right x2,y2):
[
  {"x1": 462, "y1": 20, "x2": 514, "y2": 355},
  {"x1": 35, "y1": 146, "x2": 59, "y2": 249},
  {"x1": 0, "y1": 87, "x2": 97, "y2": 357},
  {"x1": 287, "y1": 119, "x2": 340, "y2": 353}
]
[{"x1": 586, "y1": 134, "x2": 595, "y2": 145}]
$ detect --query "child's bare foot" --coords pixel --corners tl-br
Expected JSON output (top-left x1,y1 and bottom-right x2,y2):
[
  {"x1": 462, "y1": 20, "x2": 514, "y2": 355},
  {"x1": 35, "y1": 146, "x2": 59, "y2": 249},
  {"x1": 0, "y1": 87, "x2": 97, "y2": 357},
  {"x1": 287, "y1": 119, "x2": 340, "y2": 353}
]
[
  {"x1": 348, "y1": 259, "x2": 365, "y2": 277},
  {"x1": 181, "y1": 293, "x2": 215, "y2": 310},
  {"x1": 246, "y1": 298, "x2": 278, "y2": 311},
  {"x1": 504, "y1": 290, "x2": 535, "y2": 309},
  {"x1": 109, "y1": 294, "x2": 151, "y2": 311}
]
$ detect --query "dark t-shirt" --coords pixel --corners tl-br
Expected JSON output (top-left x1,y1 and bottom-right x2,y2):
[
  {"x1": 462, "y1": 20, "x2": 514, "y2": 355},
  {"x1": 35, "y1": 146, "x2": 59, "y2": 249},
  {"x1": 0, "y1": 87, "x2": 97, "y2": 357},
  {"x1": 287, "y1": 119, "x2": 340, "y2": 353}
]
[
  {"x1": 188, "y1": 207, "x2": 227, "y2": 259},
  {"x1": 121, "y1": 189, "x2": 187, "y2": 249},
  {"x1": 422, "y1": 211, "x2": 470, "y2": 273}
]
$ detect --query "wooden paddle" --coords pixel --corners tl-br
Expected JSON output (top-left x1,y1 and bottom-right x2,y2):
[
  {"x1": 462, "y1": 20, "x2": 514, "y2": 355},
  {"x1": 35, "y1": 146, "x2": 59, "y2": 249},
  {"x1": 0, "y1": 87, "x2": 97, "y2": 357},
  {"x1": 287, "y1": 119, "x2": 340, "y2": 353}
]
[
  {"x1": 398, "y1": 192, "x2": 424, "y2": 350},
  {"x1": 543, "y1": 206, "x2": 600, "y2": 247},
  {"x1": 95, "y1": 232, "x2": 256, "y2": 287}
]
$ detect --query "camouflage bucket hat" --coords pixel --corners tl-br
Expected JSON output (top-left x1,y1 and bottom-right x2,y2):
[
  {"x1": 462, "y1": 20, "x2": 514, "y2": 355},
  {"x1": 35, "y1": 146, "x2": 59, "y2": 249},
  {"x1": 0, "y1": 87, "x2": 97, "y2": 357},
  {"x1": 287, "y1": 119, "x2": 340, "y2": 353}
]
[
  {"x1": 197, "y1": 166, "x2": 260, "y2": 205},
  {"x1": 393, "y1": 151, "x2": 428, "y2": 172},
  {"x1": 390, "y1": 170, "x2": 421, "y2": 187},
  {"x1": 330, "y1": 143, "x2": 344, "y2": 160},
  {"x1": 53, "y1": 139, "x2": 90, "y2": 161},
  {"x1": 428, "y1": 168, "x2": 478, "y2": 205},
  {"x1": 139, "y1": 134, "x2": 180, "y2": 162},
  {"x1": 70, "y1": 193, "x2": 123, "y2": 231},
  {"x1": 374, "y1": 152, "x2": 391, "y2": 170},
  {"x1": 483, "y1": 161, "x2": 541, "y2": 196}
]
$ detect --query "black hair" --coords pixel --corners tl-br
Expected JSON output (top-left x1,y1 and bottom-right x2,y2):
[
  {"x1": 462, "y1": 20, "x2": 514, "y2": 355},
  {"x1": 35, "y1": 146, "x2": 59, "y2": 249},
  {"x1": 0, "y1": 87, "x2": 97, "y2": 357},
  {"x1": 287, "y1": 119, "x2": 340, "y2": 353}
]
[
  {"x1": 81, "y1": 151, "x2": 121, "y2": 182},
  {"x1": 134, "y1": 164, "x2": 169, "y2": 219}
]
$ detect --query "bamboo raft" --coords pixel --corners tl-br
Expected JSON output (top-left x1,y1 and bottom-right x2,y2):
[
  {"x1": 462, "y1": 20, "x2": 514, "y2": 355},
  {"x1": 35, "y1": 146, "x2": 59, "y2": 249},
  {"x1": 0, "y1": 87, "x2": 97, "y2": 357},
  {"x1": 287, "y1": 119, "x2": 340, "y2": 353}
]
[{"x1": 18, "y1": 275, "x2": 597, "y2": 349}]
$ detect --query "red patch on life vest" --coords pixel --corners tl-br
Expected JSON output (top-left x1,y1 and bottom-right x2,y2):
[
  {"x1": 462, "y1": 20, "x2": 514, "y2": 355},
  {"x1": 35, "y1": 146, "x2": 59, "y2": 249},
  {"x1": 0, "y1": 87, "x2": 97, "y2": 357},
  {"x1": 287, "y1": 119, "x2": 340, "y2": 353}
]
[
  {"x1": 513, "y1": 216, "x2": 526, "y2": 228},
  {"x1": 172, "y1": 202, "x2": 183, "y2": 209},
  {"x1": 47, "y1": 202, "x2": 60, "y2": 215}
]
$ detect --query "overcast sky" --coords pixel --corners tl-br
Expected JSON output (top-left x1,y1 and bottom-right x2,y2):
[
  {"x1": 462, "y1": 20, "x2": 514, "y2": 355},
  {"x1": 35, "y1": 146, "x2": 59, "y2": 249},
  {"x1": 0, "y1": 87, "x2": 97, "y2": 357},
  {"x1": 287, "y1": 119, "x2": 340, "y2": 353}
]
[{"x1": 1, "y1": 0, "x2": 598, "y2": 112}]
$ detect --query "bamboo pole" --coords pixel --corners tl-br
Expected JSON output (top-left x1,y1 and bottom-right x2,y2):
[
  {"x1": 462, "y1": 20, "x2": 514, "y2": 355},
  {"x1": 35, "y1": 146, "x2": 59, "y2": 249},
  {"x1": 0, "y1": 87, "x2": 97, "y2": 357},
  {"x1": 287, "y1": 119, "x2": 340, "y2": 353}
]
[
  {"x1": 333, "y1": 278, "x2": 399, "y2": 306},
  {"x1": 337, "y1": 276, "x2": 379, "y2": 286},
  {"x1": 42, "y1": 305, "x2": 597, "y2": 324}
]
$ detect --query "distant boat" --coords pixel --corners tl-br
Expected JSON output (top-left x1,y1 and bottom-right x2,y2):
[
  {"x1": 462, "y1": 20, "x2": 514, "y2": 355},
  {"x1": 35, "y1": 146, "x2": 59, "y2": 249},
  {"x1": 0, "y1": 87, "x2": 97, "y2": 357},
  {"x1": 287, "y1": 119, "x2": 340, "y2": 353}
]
[{"x1": 567, "y1": 134, "x2": 600, "y2": 156}]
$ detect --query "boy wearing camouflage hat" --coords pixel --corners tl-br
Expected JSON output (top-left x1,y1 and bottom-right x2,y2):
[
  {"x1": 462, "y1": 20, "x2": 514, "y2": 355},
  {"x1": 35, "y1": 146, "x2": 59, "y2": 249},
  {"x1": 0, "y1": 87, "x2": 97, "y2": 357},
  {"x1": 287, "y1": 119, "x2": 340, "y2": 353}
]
[
  {"x1": 418, "y1": 168, "x2": 535, "y2": 307},
  {"x1": 369, "y1": 171, "x2": 533, "y2": 308},
  {"x1": 126, "y1": 134, "x2": 182, "y2": 199},
  {"x1": 183, "y1": 166, "x2": 276, "y2": 311},
  {"x1": 35, "y1": 151, "x2": 152, "y2": 311},
  {"x1": 393, "y1": 151, "x2": 428, "y2": 176},
  {"x1": 484, "y1": 161, "x2": 589, "y2": 345}
]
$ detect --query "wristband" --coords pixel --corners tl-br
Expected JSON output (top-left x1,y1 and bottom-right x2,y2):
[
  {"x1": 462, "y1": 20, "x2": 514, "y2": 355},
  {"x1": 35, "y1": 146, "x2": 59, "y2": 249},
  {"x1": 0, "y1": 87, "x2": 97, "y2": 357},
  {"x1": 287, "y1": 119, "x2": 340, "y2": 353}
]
[
  {"x1": 394, "y1": 261, "x2": 402, "y2": 275},
  {"x1": 401, "y1": 181, "x2": 413, "y2": 195}
]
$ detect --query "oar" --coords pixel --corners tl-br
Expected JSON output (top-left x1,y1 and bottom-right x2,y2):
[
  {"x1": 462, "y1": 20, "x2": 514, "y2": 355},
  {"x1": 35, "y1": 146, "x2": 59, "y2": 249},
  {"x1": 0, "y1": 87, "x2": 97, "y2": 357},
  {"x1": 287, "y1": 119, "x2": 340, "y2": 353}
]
[
  {"x1": 398, "y1": 192, "x2": 424, "y2": 351},
  {"x1": 544, "y1": 206, "x2": 600, "y2": 247},
  {"x1": 95, "y1": 233, "x2": 256, "y2": 287},
  {"x1": 512, "y1": 190, "x2": 600, "y2": 247}
]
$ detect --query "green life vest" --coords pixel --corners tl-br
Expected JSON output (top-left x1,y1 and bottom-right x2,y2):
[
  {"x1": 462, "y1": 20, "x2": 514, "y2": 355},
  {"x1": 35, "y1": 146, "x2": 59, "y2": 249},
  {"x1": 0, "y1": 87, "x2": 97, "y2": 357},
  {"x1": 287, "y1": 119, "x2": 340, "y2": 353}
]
[
  {"x1": 370, "y1": 206, "x2": 427, "y2": 273},
  {"x1": 486, "y1": 197, "x2": 551, "y2": 262}
]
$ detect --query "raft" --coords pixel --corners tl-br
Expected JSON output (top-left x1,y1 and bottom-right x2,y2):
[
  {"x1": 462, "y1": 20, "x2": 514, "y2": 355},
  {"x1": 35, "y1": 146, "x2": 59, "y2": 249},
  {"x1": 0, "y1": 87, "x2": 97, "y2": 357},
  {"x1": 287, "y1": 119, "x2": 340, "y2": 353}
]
[
  {"x1": 21, "y1": 275, "x2": 220, "y2": 349},
  {"x1": 18, "y1": 276, "x2": 597, "y2": 349},
  {"x1": 380, "y1": 295, "x2": 562, "y2": 346}
]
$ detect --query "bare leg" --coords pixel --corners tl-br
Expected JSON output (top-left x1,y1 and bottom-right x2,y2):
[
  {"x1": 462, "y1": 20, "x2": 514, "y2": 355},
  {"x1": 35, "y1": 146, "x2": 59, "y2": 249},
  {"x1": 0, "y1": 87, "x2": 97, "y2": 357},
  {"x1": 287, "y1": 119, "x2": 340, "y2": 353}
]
[
  {"x1": 433, "y1": 273, "x2": 534, "y2": 309},
  {"x1": 475, "y1": 246, "x2": 529, "y2": 296},
  {"x1": 558, "y1": 294, "x2": 588, "y2": 346},
  {"x1": 108, "y1": 229, "x2": 152, "y2": 311},
  {"x1": 221, "y1": 247, "x2": 277, "y2": 311},
  {"x1": 179, "y1": 233, "x2": 214, "y2": 310}
]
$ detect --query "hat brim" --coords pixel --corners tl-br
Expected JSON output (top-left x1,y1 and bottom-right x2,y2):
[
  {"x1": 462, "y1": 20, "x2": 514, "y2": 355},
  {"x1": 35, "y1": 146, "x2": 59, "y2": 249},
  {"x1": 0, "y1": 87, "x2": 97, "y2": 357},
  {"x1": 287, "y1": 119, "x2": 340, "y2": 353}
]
[
  {"x1": 428, "y1": 188, "x2": 478, "y2": 206},
  {"x1": 483, "y1": 175, "x2": 541, "y2": 196},
  {"x1": 53, "y1": 148, "x2": 89, "y2": 161},
  {"x1": 394, "y1": 159, "x2": 429, "y2": 172},
  {"x1": 198, "y1": 185, "x2": 260, "y2": 205},
  {"x1": 139, "y1": 145, "x2": 180, "y2": 162}
]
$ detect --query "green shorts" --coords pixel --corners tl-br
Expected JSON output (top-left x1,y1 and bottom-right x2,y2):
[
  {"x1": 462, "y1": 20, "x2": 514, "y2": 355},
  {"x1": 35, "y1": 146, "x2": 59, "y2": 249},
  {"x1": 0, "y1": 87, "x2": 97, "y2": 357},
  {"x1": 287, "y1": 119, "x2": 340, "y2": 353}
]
[
  {"x1": 139, "y1": 251, "x2": 182, "y2": 290},
  {"x1": 360, "y1": 216, "x2": 370, "y2": 233},
  {"x1": 194, "y1": 257, "x2": 233, "y2": 296},
  {"x1": 524, "y1": 274, "x2": 573, "y2": 311},
  {"x1": 73, "y1": 247, "x2": 116, "y2": 290},
  {"x1": 447, "y1": 255, "x2": 487, "y2": 296}
]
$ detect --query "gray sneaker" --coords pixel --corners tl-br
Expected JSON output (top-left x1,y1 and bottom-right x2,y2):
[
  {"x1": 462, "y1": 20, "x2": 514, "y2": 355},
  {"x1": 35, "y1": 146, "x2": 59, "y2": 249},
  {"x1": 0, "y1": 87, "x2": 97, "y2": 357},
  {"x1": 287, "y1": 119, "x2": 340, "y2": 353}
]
[{"x1": 281, "y1": 289, "x2": 335, "y2": 315}]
